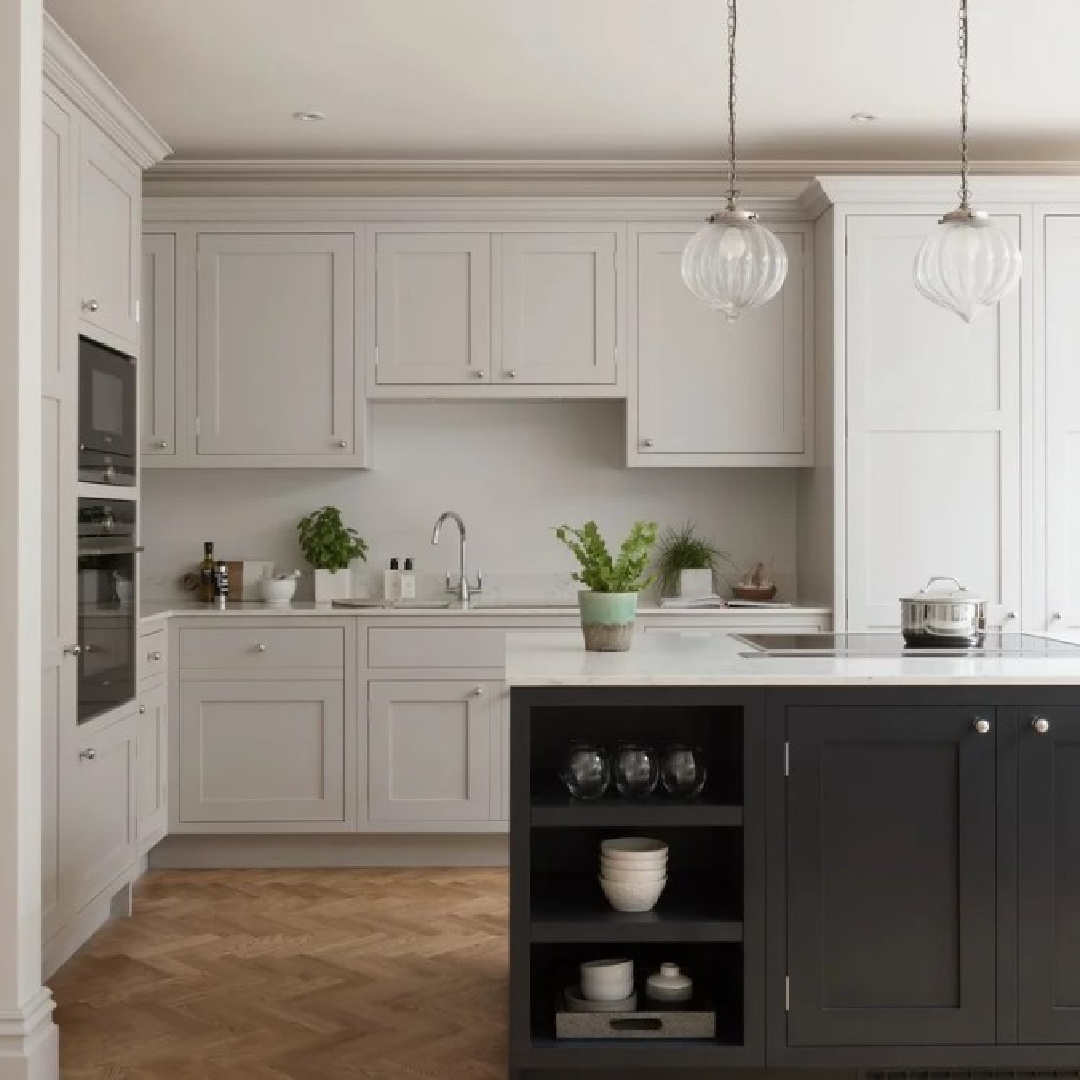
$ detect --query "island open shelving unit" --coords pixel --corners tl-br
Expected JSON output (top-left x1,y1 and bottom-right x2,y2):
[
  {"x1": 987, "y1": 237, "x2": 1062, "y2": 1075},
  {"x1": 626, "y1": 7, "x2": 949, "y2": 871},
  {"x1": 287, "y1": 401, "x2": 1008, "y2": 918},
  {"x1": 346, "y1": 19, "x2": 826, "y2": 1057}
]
[{"x1": 509, "y1": 687, "x2": 766, "y2": 1076}]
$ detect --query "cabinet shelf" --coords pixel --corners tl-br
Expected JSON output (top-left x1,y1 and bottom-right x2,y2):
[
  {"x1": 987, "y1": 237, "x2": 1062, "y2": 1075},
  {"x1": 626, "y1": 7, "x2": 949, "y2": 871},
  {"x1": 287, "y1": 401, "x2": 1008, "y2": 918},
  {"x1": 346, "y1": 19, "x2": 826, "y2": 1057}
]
[
  {"x1": 531, "y1": 875, "x2": 742, "y2": 944},
  {"x1": 530, "y1": 791, "x2": 743, "y2": 828}
]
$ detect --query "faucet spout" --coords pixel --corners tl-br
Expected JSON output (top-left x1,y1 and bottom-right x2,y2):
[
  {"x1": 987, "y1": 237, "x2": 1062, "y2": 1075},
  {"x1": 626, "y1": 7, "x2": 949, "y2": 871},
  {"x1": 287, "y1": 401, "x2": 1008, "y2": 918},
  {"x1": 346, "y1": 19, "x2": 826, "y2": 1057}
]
[{"x1": 431, "y1": 511, "x2": 477, "y2": 603}]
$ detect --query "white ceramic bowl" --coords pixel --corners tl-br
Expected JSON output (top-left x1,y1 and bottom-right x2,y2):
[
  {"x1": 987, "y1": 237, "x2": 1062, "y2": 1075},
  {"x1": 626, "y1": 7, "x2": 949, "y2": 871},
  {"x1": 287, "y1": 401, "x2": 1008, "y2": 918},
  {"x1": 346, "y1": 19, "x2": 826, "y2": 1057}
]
[
  {"x1": 580, "y1": 958, "x2": 634, "y2": 1002},
  {"x1": 601, "y1": 837, "x2": 668, "y2": 861},
  {"x1": 259, "y1": 576, "x2": 297, "y2": 605},
  {"x1": 599, "y1": 876, "x2": 667, "y2": 913},
  {"x1": 600, "y1": 863, "x2": 668, "y2": 885}
]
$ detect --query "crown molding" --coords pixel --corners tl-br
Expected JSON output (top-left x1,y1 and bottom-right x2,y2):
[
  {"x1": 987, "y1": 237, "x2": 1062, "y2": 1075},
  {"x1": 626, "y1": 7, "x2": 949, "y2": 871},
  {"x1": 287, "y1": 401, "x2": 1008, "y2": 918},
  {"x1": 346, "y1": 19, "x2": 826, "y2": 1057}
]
[{"x1": 44, "y1": 14, "x2": 171, "y2": 168}]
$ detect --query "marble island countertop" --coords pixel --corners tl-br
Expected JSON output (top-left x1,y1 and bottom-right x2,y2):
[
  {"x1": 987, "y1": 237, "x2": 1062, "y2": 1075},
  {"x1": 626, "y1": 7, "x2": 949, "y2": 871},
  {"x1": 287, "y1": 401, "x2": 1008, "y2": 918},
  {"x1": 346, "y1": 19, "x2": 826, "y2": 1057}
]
[{"x1": 505, "y1": 629, "x2": 1080, "y2": 686}]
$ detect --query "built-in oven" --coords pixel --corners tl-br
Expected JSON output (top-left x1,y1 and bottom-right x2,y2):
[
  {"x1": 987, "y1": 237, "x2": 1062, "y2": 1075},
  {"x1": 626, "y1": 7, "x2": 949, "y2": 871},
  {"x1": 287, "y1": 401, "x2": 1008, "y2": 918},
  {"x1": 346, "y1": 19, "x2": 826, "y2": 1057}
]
[
  {"x1": 76, "y1": 498, "x2": 139, "y2": 723},
  {"x1": 78, "y1": 335, "x2": 136, "y2": 486}
]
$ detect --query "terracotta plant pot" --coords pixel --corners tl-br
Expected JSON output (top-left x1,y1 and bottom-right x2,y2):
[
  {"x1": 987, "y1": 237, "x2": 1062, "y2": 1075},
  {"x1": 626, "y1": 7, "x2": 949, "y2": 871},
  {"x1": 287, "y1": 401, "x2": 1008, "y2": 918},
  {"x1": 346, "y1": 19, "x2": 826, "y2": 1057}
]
[{"x1": 578, "y1": 591, "x2": 638, "y2": 652}]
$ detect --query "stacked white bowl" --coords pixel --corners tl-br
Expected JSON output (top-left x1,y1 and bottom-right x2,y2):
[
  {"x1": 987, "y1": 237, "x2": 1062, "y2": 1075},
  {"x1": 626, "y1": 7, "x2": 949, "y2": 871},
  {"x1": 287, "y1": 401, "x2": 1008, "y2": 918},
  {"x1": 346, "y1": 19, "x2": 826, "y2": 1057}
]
[{"x1": 599, "y1": 837, "x2": 668, "y2": 912}]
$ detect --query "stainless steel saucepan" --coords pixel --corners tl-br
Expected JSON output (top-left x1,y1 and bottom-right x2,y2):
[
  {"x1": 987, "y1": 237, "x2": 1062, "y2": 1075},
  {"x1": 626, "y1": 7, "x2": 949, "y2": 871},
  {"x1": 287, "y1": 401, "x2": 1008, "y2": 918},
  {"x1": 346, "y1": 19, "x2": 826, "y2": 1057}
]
[{"x1": 900, "y1": 576, "x2": 987, "y2": 647}]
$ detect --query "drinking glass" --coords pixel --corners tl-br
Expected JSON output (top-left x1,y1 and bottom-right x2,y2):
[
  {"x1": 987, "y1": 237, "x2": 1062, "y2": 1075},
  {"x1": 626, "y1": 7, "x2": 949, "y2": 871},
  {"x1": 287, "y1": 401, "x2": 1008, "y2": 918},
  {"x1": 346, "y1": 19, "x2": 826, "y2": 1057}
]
[
  {"x1": 613, "y1": 742, "x2": 659, "y2": 798},
  {"x1": 559, "y1": 743, "x2": 611, "y2": 800},
  {"x1": 661, "y1": 743, "x2": 708, "y2": 798}
]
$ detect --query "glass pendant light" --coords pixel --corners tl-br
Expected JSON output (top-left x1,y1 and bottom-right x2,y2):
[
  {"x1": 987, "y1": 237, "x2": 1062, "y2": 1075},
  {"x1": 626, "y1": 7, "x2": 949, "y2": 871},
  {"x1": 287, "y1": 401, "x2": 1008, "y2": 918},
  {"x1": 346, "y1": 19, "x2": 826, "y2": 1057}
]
[
  {"x1": 681, "y1": 0, "x2": 787, "y2": 320},
  {"x1": 914, "y1": 0, "x2": 1021, "y2": 322}
]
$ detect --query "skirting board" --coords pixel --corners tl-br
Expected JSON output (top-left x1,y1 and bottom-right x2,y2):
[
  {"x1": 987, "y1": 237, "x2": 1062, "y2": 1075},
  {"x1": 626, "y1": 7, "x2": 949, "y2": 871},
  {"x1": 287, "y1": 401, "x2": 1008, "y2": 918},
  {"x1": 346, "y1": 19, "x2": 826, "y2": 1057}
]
[
  {"x1": 41, "y1": 879, "x2": 132, "y2": 980},
  {"x1": 149, "y1": 833, "x2": 509, "y2": 869}
]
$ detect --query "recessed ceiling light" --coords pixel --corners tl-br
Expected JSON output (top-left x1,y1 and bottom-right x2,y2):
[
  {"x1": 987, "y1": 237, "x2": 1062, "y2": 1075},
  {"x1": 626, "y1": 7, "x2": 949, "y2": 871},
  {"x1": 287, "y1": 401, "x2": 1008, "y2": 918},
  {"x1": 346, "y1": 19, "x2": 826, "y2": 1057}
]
[
  {"x1": 850, "y1": 112, "x2": 880, "y2": 122},
  {"x1": 293, "y1": 110, "x2": 325, "y2": 122}
]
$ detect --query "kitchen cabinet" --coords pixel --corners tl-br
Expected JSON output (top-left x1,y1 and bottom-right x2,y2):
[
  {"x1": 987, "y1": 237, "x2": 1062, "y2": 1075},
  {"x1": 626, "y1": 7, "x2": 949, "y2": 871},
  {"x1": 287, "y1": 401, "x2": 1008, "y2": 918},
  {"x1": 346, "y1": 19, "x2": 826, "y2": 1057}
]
[
  {"x1": 196, "y1": 232, "x2": 359, "y2": 463},
  {"x1": 496, "y1": 232, "x2": 617, "y2": 386},
  {"x1": 844, "y1": 214, "x2": 1023, "y2": 632},
  {"x1": 41, "y1": 90, "x2": 77, "y2": 943},
  {"x1": 1042, "y1": 217, "x2": 1080, "y2": 633},
  {"x1": 136, "y1": 680, "x2": 168, "y2": 852},
  {"x1": 77, "y1": 122, "x2": 141, "y2": 349},
  {"x1": 783, "y1": 702, "x2": 998, "y2": 1047},
  {"x1": 1018, "y1": 705, "x2": 1080, "y2": 1043},
  {"x1": 178, "y1": 679, "x2": 346, "y2": 826},
  {"x1": 140, "y1": 233, "x2": 177, "y2": 459},
  {"x1": 60, "y1": 712, "x2": 137, "y2": 914},
  {"x1": 374, "y1": 231, "x2": 491, "y2": 385},
  {"x1": 367, "y1": 679, "x2": 498, "y2": 827},
  {"x1": 629, "y1": 224, "x2": 810, "y2": 466}
]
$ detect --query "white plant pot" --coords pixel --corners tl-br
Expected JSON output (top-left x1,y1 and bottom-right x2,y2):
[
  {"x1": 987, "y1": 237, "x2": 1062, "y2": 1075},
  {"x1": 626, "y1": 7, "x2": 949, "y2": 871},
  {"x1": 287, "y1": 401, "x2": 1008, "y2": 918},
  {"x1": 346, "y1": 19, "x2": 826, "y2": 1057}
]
[
  {"x1": 313, "y1": 568, "x2": 352, "y2": 603},
  {"x1": 678, "y1": 568, "x2": 714, "y2": 599}
]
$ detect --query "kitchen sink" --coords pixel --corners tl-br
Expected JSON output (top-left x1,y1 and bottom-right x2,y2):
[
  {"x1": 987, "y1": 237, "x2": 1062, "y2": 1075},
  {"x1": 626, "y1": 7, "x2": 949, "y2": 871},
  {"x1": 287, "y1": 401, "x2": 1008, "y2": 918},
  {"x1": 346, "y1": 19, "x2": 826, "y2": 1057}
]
[
  {"x1": 473, "y1": 599, "x2": 578, "y2": 610},
  {"x1": 330, "y1": 599, "x2": 454, "y2": 610}
]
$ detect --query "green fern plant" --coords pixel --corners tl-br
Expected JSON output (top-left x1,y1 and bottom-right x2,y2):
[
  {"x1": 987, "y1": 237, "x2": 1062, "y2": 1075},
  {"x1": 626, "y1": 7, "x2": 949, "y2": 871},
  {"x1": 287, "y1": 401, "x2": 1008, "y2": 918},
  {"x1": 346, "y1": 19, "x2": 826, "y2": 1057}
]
[
  {"x1": 296, "y1": 506, "x2": 368, "y2": 572},
  {"x1": 654, "y1": 522, "x2": 730, "y2": 597},
  {"x1": 553, "y1": 520, "x2": 658, "y2": 594}
]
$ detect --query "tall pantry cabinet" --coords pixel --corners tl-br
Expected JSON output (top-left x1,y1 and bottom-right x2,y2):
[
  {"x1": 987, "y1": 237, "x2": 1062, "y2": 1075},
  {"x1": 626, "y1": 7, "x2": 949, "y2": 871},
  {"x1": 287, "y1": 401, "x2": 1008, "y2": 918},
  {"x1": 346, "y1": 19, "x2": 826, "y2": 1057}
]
[
  {"x1": 798, "y1": 177, "x2": 1080, "y2": 635},
  {"x1": 40, "y1": 16, "x2": 170, "y2": 975}
]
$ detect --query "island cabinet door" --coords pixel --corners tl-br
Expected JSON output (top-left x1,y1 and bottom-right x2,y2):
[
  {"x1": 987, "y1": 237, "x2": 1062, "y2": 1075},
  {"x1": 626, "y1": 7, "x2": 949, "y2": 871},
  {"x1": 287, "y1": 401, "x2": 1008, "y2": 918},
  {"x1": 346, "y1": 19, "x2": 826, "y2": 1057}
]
[
  {"x1": 1018, "y1": 706, "x2": 1080, "y2": 1043},
  {"x1": 785, "y1": 705, "x2": 998, "y2": 1047}
]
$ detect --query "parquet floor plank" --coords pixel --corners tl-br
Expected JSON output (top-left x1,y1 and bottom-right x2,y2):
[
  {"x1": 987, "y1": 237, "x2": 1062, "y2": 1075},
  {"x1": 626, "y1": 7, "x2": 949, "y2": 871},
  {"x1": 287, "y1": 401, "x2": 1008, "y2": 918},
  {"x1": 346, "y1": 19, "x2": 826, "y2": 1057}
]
[{"x1": 50, "y1": 868, "x2": 508, "y2": 1080}]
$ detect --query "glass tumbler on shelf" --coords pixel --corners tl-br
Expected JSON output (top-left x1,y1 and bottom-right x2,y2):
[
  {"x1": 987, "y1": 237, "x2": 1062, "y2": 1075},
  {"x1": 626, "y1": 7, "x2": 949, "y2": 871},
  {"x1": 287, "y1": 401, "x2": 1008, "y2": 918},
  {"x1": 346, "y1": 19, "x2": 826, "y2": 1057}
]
[
  {"x1": 559, "y1": 743, "x2": 611, "y2": 800},
  {"x1": 661, "y1": 743, "x2": 708, "y2": 798},
  {"x1": 614, "y1": 742, "x2": 660, "y2": 798}
]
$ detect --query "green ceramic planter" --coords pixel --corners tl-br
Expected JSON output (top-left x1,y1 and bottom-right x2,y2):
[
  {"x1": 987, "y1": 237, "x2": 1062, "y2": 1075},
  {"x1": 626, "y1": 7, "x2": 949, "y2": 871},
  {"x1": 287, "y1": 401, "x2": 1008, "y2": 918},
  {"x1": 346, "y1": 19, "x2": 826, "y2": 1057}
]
[{"x1": 578, "y1": 590, "x2": 639, "y2": 652}]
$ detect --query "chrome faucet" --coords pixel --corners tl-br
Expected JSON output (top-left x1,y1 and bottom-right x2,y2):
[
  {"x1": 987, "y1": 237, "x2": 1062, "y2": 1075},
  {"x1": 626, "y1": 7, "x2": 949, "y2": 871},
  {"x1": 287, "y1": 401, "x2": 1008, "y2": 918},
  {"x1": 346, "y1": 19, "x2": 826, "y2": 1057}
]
[{"x1": 431, "y1": 510, "x2": 482, "y2": 603}]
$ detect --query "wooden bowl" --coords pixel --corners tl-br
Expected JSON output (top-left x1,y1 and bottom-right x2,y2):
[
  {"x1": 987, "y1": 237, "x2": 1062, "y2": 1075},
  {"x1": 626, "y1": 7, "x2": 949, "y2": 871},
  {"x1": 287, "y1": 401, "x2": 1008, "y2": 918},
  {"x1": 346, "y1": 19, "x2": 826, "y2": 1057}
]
[{"x1": 731, "y1": 584, "x2": 777, "y2": 602}]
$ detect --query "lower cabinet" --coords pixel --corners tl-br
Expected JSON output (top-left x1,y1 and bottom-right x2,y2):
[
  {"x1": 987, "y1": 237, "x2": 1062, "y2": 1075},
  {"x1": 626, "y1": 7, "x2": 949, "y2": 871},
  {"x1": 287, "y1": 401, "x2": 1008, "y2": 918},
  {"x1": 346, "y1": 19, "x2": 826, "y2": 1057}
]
[
  {"x1": 60, "y1": 712, "x2": 137, "y2": 913},
  {"x1": 136, "y1": 680, "x2": 168, "y2": 851},
  {"x1": 784, "y1": 704, "x2": 998, "y2": 1047},
  {"x1": 367, "y1": 679, "x2": 499, "y2": 828},
  {"x1": 178, "y1": 680, "x2": 346, "y2": 826}
]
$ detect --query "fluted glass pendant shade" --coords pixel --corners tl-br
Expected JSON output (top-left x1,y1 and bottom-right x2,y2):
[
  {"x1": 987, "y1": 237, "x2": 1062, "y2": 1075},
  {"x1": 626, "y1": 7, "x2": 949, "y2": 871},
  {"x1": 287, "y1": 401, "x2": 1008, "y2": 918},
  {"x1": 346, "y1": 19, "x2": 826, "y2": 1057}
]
[
  {"x1": 681, "y1": 209, "x2": 789, "y2": 321},
  {"x1": 914, "y1": 209, "x2": 1022, "y2": 324}
]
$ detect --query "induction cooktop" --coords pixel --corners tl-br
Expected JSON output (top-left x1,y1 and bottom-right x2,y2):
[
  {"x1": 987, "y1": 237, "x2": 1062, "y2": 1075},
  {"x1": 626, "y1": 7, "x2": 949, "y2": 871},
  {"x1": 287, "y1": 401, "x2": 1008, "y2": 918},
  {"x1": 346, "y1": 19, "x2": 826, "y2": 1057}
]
[{"x1": 734, "y1": 632, "x2": 1080, "y2": 658}]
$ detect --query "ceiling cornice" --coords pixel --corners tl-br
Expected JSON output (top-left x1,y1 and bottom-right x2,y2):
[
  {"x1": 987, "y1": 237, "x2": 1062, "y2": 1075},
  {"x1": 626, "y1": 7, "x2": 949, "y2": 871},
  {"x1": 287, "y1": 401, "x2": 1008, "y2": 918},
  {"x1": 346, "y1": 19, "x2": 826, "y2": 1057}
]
[{"x1": 44, "y1": 13, "x2": 171, "y2": 168}]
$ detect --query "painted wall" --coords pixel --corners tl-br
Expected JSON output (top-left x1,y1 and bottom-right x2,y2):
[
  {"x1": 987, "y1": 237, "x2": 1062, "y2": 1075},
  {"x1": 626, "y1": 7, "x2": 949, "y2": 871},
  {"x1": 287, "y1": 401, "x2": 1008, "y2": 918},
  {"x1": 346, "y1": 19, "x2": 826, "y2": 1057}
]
[{"x1": 141, "y1": 402, "x2": 798, "y2": 601}]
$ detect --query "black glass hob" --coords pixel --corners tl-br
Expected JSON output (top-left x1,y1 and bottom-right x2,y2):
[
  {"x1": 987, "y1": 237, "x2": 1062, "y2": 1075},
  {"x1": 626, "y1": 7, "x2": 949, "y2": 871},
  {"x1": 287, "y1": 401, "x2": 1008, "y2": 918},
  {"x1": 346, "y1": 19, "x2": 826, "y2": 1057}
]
[{"x1": 734, "y1": 632, "x2": 1080, "y2": 658}]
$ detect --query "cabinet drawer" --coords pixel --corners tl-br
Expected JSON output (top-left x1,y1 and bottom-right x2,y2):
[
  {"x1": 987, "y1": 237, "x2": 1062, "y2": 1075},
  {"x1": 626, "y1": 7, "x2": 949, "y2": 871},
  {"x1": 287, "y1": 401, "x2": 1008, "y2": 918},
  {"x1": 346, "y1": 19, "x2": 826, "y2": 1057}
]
[
  {"x1": 367, "y1": 626, "x2": 506, "y2": 670},
  {"x1": 179, "y1": 626, "x2": 344, "y2": 673},
  {"x1": 140, "y1": 628, "x2": 167, "y2": 681}
]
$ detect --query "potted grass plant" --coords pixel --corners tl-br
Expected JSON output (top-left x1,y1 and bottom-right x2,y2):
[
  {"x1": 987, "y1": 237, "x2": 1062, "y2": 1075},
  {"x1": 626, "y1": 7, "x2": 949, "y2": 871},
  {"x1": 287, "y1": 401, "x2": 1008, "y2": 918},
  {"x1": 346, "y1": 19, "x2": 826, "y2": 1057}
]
[
  {"x1": 554, "y1": 520, "x2": 658, "y2": 652},
  {"x1": 654, "y1": 522, "x2": 729, "y2": 599},
  {"x1": 297, "y1": 506, "x2": 368, "y2": 602}
]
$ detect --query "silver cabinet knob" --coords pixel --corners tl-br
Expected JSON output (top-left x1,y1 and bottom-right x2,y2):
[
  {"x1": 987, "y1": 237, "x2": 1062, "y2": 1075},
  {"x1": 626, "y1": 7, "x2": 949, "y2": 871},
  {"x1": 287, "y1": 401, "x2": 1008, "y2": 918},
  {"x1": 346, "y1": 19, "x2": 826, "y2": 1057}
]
[
  {"x1": 1004, "y1": 611, "x2": 1017, "y2": 621},
  {"x1": 82, "y1": 299, "x2": 99, "y2": 313},
  {"x1": 973, "y1": 718, "x2": 991, "y2": 735},
  {"x1": 138, "y1": 705, "x2": 146, "y2": 714},
  {"x1": 336, "y1": 439, "x2": 348, "y2": 448},
  {"x1": 79, "y1": 748, "x2": 97, "y2": 761},
  {"x1": 471, "y1": 686, "x2": 484, "y2": 697},
  {"x1": 256, "y1": 643, "x2": 267, "y2": 652},
  {"x1": 472, "y1": 370, "x2": 486, "y2": 379},
  {"x1": 505, "y1": 370, "x2": 517, "y2": 380},
  {"x1": 148, "y1": 651, "x2": 162, "y2": 662},
  {"x1": 642, "y1": 438, "x2": 655, "y2": 448},
  {"x1": 155, "y1": 439, "x2": 169, "y2": 450},
  {"x1": 63, "y1": 643, "x2": 82, "y2": 656},
  {"x1": 1032, "y1": 717, "x2": 1051, "y2": 734},
  {"x1": 1053, "y1": 612, "x2": 1065, "y2": 621}
]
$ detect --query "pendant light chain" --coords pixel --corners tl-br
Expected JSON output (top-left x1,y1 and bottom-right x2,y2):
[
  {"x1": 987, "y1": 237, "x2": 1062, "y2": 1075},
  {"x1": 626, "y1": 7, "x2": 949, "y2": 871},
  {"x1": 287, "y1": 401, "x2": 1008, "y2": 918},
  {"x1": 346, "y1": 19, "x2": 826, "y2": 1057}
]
[
  {"x1": 958, "y1": 0, "x2": 970, "y2": 209},
  {"x1": 725, "y1": 0, "x2": 739, "y2": 210}
]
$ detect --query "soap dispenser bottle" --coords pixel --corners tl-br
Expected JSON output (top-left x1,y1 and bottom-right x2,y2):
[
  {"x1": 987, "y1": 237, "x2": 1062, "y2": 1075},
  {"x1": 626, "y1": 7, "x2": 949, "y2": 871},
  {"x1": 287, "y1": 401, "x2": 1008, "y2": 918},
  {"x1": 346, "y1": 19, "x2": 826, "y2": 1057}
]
[
  {"x1": 383, "y1": 558, "x2": 402, "y2": 601},
  {"x1": 399, "y1": 558, "x2": 417, "y2": 600}
]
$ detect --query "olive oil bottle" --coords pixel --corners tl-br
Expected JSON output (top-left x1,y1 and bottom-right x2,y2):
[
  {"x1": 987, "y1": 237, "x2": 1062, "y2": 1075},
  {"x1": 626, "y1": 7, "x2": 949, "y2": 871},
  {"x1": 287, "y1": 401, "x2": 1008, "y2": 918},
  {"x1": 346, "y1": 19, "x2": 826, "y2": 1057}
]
[{"x1": 198, "y1": 541, "x2": 215, "y2": 603}]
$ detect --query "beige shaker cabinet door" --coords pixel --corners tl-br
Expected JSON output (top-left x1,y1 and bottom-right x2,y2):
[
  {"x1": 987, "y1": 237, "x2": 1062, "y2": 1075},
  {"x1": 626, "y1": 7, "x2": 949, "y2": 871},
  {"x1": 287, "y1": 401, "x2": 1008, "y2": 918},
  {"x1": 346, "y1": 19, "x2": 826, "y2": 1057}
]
[
  {"x1": 495, "y1": 232, "x2": 618, "y2": 386},
  {"x1": 1044, "y1": 216, "x2": 1080, "y2": 633},
  {"x1": 374, "y1": 231, "x2": 491, "y2": 385},
  {"x1": 844, "y1": 213, "x2": 1023, "y2": 632},
  {"x1": 140, "y1": 234, "x2": 177, "y2": 460},
  {"x1": 77, "y1": 122, "x2": 141, "y2": 349},
  {"x1": 368, "y1": 680, "x2": 496, "y2": 826},
  {"x1": 631, "y1": 227, "x2": 809, "y2": 465},
  {"x1": 195, "y1": 232, "x2": 359, "y2": 463},
  {"x1": 178, "y1": 680, "x2": 346, "y2": 825},
  {"x1": 136, "y1": 681, "x2": 168, "y2": 852},
  {"x1": 61, "y1": 715, "x2": 137, "y2": 913}
]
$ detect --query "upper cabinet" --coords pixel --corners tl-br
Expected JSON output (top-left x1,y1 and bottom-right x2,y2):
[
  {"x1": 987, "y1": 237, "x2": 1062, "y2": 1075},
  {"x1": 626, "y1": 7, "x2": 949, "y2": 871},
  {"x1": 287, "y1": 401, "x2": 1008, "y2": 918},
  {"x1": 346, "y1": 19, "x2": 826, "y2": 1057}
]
[
  {"x1": 369, "y1": 225, "x2": 623, "y2": 397},
  {"x1": 843, "y1": 213, "x2": 1023, "y2": 632},
  {"x1": 628, "y1": 224, "x2": 811, "y2": 467},
  {"x1": 77, "y1": 123, "x2": 141, "y2": 350}
]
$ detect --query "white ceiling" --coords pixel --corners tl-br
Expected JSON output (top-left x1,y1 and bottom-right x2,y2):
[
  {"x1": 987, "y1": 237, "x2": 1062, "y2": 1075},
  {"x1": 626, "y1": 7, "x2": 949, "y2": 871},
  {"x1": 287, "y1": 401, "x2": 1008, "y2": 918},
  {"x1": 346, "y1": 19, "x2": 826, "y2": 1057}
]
[{"x1": 43, "y1": 0, "x2": 1080, "y2": 162}]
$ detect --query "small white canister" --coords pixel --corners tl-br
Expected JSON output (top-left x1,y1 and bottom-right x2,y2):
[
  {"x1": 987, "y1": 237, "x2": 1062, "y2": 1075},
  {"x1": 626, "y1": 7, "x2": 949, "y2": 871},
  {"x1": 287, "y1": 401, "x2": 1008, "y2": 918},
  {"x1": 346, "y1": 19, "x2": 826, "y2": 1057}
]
[{"x1": 646, "y1": 963, "x2": 693, "y2": 1003}]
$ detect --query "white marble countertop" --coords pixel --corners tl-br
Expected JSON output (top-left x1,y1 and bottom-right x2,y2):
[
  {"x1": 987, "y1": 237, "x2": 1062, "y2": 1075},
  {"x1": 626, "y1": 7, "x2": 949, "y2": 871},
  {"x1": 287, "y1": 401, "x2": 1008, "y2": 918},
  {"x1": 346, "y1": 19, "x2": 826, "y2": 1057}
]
[
  {"x1": 139, "y1": 599, "x2": 831, "y2": 623},
  {"x1": 505, "y1": 630, "x2": 1080, "y2": 686}
]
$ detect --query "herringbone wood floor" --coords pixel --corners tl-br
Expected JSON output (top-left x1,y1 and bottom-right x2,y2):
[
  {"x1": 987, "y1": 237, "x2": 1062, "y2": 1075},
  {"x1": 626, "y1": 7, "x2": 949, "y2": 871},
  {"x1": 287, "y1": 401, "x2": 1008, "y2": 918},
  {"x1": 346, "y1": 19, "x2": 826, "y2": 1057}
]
[{"x1": 50, "y1": 869, "x2": 509, "y2": 1079}]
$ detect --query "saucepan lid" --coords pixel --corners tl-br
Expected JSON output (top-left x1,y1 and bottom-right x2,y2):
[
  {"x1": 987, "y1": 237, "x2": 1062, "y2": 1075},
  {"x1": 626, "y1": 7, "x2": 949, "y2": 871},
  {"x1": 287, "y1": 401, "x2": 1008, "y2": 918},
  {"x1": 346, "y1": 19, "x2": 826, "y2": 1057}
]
[{"x1": 899, "y1": 575, "x2": 986, "y2": 605}]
